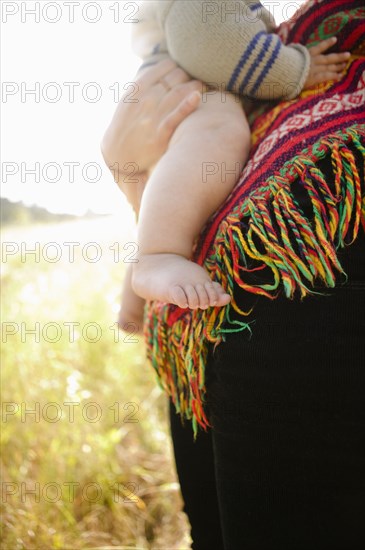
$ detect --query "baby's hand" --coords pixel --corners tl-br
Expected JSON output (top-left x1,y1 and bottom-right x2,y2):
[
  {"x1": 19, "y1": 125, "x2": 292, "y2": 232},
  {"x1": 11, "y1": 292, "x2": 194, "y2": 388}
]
[{"x1": 304, "y1": 37, "x2": 350, "y2": 89}]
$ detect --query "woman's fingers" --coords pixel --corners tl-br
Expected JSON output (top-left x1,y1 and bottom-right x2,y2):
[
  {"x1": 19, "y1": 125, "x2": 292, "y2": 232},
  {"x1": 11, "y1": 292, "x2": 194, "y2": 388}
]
[
  {"x1": 158, "y1": 90, "x2": 201, "y2": 143},
  {"x1": 161, "y1": 66, "x2": 193, "y2": 89},
  {"x1": 137, "y1": 58, "x2": 178, "y2": 91},
  {"x1": 155, "y1": 67, "x2": 193, "y2": 96},
  {"x1": 102, "y1": 57, "x2": 202, "y2": 173},
  {"x1": 158, "y1": 79, "x2": 202, "y2": 110},
  {"x1": 156, "y1": 78, "x2": 202, "y2": 131},
  {"x1": 147, "y1": 77, "x2": 200, "y2": 114}
]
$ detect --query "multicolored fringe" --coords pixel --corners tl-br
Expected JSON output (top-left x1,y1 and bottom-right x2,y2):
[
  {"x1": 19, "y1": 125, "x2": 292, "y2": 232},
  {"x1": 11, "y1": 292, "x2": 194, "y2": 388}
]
[
  {"x1": 145, "y1": 126, "x2": 365, "y2": 439},
  {"x1": 144, "y1": 0, "x2": 365, "y2": 439}
]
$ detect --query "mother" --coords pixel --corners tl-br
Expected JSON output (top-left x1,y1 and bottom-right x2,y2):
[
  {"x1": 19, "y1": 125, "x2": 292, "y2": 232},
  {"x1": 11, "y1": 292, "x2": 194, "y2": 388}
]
[{"x1": 101, "y1": 1, "x2": 365, "y2": 549}]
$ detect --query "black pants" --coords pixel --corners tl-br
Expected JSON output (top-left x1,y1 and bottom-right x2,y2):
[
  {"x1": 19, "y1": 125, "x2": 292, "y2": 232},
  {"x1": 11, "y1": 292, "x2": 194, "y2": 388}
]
[{"x1": 168, "y1": 233, "x2": 365, "y2": 550}]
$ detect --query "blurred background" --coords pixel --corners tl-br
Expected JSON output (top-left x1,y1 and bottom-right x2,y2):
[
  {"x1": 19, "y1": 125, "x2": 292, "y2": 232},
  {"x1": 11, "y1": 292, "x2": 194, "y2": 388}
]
[{"x1": 1, "y1": 1, "x2": 304, "y2": 548}]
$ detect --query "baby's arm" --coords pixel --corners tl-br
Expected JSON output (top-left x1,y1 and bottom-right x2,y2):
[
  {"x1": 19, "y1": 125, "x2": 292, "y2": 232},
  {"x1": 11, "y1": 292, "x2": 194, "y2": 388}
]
[{"x1": 160, "y1": 0, "x2": 349, "y2": 100}]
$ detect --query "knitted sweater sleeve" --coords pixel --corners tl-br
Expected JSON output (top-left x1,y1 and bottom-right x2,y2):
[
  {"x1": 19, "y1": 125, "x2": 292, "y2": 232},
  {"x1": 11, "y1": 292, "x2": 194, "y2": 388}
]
[
  {"x1": 157, "y1": 0, "x2": 310, "y2": 100},
  {"x1": 132, "y1": 1, "x2": 170, "y2": 69}
]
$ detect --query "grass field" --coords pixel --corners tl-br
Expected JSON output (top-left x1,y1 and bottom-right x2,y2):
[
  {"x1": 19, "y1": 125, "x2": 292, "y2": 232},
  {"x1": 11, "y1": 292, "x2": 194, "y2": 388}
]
[{"x1": 1, "y1": 216, "x2": 191, "y2": 549}]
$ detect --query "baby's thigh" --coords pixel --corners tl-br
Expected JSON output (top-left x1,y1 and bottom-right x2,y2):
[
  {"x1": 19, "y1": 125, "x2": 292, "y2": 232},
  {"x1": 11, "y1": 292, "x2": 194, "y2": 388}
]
[{"x1": 170, "y1": 90, "x2": 250, "y2": 156}]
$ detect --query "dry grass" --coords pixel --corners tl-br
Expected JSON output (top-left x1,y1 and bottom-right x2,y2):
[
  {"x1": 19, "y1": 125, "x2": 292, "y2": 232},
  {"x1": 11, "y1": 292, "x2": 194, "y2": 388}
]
[{"x1": 1, "y1": 217, "x2": 191, "y2": 549}]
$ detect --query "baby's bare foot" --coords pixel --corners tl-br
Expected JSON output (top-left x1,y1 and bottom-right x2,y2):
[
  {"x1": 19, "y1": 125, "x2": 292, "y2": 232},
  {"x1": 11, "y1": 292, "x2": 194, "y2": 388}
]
[{"x1": 132, "y1": 253, "x2": 231, "y2": 309}]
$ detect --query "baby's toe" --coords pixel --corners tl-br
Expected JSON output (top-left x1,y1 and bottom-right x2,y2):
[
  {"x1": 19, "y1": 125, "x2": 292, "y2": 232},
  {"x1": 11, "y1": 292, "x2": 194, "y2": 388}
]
[
  {"x1": 217, "y1": 293, "x2": 231, "y2": 306},
  {"x1": 204, "y1": 282, "x2": 219, "y2": 306},
  {"x1": 195, "y1": 284, "x2": 210, "y2": 309},
  {"x1": 170, "y1": 285, "x2": 188, "y2": 309},
  {"x1": 212, "y1": 282, "x2": 231, "y2": 306},
  {"x1": 184, "y1": 284, "x2": 200, "y2": 309}
]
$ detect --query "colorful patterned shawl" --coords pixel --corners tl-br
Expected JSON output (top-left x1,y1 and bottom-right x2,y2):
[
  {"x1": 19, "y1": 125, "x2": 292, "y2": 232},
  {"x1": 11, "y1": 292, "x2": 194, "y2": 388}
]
[{"x1": 144, "y1": 0, "x2": 365, "y2": 439}]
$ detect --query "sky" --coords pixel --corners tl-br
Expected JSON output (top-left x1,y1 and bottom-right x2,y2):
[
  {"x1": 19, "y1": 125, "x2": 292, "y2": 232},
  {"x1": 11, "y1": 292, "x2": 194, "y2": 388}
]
[{"x1": 1, "y1": 0, "x2": 305, "y2": 215}]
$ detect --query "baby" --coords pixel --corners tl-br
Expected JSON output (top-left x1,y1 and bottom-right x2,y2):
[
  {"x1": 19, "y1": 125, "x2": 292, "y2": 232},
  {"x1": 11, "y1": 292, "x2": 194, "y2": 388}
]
[{"x1": 117, "y1": 0, "x2": 349, "y2": 327}]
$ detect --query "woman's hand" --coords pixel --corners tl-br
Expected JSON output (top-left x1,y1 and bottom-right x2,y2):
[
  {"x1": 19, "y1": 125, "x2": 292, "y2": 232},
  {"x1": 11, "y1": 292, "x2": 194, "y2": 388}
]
[
  {"x1": 304, "y1": 37, "x2": 350, "y2": 89},
  {"x1": 101, "y1": 58, "x2": 202, "y2": 178}
]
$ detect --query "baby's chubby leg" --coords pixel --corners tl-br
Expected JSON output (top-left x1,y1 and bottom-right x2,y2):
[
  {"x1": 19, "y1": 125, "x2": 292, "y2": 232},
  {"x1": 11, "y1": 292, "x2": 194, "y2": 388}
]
[{"x1": 133, "y1": 91, "x2": 250, "y2": 309}]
